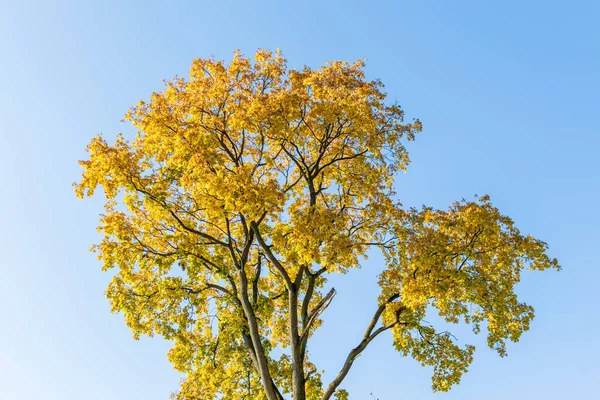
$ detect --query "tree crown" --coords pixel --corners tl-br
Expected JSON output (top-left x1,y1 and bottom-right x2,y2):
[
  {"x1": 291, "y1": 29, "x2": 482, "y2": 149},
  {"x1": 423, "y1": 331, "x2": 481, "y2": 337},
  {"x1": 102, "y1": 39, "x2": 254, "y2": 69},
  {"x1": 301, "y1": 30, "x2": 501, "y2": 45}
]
[{"x1": 75, "y1": 49, "x2": 559, "y2": 399}]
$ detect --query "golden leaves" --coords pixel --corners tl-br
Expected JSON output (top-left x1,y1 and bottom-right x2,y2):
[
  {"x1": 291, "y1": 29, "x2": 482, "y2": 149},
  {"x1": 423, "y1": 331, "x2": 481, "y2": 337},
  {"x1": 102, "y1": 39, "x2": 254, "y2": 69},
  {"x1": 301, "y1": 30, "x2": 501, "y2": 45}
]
[
  {"x1": 380, "y1": 196, "x2": 559, "y2": 390},
  {"x1": 75, "y1": 49, "x2": 556, "y2": 398}
]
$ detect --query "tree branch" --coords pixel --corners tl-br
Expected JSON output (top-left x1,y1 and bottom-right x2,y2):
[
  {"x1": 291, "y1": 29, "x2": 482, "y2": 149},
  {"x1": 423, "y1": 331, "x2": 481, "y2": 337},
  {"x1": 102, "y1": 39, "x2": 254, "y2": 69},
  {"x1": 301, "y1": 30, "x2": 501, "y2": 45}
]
[
  {"x1": 300, "y1": 287, "x2": 336, "y2": 356},
  {"x1": 237, "y1": 265, "x2": 280, "y2": 400},
  {"x1": 129, "y1": 178, "x2": 229, "y2": 247},
  {"x1": 251, "y1": 253, "x2": 262, "y2": 305},
  {"x1": 321, "y1": 294, "x2": 403, "y2": 400},
  {"x1": 301, "y1": 273, "x2": 318, "y2": 331},
  {"x1": 364, "y1": 293, "x2": 399, "y2": 339},
  {"x1": 250, "y1": 221, "x2": 293, "y2": 289}
]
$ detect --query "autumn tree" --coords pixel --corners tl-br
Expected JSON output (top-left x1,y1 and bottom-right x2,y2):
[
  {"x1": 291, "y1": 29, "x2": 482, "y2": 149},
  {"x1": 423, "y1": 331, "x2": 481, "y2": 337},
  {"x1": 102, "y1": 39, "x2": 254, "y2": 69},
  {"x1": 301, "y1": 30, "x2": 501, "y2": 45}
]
[{"x1": 75, "y1": 50, "x2": 559, "y2": 399}]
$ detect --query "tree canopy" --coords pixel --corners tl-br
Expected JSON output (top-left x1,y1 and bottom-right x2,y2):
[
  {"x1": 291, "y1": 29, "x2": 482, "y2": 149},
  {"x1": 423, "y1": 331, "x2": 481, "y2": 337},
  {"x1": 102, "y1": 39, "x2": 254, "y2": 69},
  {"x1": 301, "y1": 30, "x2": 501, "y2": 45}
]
[{"x1": 75, "y1": 49, "x2": 559, "y2": 400}]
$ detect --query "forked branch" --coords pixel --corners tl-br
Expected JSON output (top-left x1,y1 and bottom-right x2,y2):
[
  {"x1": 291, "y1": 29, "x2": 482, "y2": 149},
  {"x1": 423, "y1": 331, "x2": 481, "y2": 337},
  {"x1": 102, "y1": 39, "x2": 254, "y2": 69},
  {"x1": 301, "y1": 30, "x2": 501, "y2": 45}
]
[
  {"x1": 299, "y1": 288, "x2": 336, "y2": 353},
  {"x1": 321, "y1": 293, "x2": 403, "y2": 400}
]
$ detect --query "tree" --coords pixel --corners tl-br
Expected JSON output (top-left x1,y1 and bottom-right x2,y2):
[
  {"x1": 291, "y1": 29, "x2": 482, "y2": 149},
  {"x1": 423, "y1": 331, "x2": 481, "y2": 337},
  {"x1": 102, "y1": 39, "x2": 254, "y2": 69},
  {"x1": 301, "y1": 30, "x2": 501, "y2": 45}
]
[{"x1": 75, "y1": 49, "x2": 559, "y2": 400}]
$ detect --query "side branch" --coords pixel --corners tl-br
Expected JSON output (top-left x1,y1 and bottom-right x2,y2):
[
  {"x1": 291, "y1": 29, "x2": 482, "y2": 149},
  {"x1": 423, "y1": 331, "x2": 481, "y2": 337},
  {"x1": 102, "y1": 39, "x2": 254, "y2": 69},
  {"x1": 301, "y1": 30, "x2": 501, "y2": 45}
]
[
  {"x1": 300, "y1": 288, "x2": 336, "y2": 353},
  {"x1": 301, "y1": 267, "x2": 327, "y2": 331},
  {"x1": 250, "y1": 221, "x2": 293, "y2": 289},
  {"x1": 364, "y1": 293, "x2": 400, "y2": 339},
  {"x1": 129, "y1": 179, "x2": 229, "y2": 247},
  {"x1": 180, "y1": 283, "x2": 234, "y2": 297},
  {"x1": 321, "y1": 294, "x2": 403, "y2": 400},
  {"x1": 168, "y1": 208, "x2": 229, "y2": 247}
]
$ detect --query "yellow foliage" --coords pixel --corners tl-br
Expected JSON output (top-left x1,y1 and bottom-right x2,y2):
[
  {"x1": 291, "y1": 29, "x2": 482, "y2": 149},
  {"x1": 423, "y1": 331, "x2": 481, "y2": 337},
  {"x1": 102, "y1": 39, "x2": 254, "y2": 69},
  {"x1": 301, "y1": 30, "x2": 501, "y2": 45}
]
[{"x1": 75, "y1": 49, "x2": 557, "y2": 399}]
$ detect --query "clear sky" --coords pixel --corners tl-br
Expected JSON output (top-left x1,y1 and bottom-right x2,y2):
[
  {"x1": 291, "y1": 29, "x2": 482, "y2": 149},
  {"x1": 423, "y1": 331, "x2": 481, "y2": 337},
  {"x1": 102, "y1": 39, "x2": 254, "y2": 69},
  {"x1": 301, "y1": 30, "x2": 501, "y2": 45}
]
[{"x1": 0, "y1": 0, "x2": 598, "y2": 399}]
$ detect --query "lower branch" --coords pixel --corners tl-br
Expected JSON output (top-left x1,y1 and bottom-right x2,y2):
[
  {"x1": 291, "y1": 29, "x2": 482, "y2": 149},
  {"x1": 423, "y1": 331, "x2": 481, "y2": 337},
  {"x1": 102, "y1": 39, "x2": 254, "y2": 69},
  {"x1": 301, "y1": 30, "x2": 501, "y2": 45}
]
[{"x1": 321, "y1": 294, "x2": 403, "y2": 400}]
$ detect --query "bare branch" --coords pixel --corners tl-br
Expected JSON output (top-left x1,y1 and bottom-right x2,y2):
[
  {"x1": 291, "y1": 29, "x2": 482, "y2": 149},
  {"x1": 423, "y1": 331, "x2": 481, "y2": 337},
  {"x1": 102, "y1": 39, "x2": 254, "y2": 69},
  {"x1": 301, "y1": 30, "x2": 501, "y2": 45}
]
[{"x1": 300, "y1": 288, "x2": 336, "y2": 354}]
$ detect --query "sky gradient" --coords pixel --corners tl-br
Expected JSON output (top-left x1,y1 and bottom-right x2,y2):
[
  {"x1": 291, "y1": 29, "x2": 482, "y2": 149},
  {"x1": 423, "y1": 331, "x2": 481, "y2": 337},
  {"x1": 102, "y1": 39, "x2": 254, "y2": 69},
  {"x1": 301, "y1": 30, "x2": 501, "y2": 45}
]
[{"x1": 0, "y1": 1, "x2": 598, "y2": 399}]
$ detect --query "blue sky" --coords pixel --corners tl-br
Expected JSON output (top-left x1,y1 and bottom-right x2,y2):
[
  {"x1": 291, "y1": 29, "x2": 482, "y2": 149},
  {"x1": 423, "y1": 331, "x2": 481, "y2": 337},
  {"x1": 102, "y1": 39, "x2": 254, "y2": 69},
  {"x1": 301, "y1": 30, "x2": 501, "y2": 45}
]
[{"x1": 0, "y1": 0, "x2": 598, "y2": 399}]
